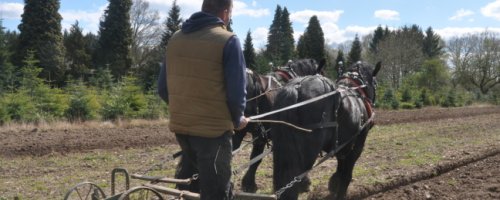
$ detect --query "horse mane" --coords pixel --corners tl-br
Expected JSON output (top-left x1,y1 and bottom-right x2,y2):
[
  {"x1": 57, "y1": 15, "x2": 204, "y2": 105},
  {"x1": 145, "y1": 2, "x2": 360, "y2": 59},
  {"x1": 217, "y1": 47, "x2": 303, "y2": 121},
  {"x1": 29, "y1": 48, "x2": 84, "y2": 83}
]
[{"x1": 285, "y1": 59, "x2": 318, "y2": 77}]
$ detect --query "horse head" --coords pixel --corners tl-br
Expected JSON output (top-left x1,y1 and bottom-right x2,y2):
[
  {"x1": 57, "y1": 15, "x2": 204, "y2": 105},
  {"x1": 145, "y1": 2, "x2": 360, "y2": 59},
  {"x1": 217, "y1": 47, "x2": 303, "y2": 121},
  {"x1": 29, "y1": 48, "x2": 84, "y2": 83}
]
[
  {"x1": 316, "y1": 59, "x2": 327, "y2": 76},
  {"x1": 340, "y1": 61, "x2": 382, "y2": 105}
]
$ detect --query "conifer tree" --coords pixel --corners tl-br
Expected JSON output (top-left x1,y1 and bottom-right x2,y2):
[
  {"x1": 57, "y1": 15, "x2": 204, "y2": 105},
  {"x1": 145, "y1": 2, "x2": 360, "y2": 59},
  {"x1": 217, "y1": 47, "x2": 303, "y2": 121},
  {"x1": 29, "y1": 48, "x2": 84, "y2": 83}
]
[
  {"x1": 94, "y1": 0, "x2": 133, "y2": 79},
  {"x1": 64, "y1": 21, "x2": 92, "y2": 80},
  {"x1": 243, "y1": 30, "x2": 256, "y2": 70},
  {"x1": 161, "y1": 0, "x2": 182, "y2": 48},
  {"x1": 347, "y1": 34, "x2": 362, "y2": 66},
  {"x1": 369, "y1": 25, "x2": 385, "y2": 55},
  {"x1": 20, "y1": 50, "x2": 44, "y2": 96},
  {"x1": 297, "y1": 35, "x2": 306, "y2": 58},
  {"x1": 13, "y1": 0, "x2": 65, "y2": 85},
  {"x1": 335, "y1": 50, "x2": 346, "y2": 77},
  {"x1": 279, "y1": 7, "x2": 295, "y2": 63},
  {"x1": 296, "y1": 16, "x2": 325, "y2": 62},
  {"x1": 0, "y1": 20, "x2": 15, "y2": 93},
  {"x1": 266, "y1": 5, "x2": 283, "y2": 65},
  {"x1": 422, "y1": 27, "x2": 444, "y2": 59}
]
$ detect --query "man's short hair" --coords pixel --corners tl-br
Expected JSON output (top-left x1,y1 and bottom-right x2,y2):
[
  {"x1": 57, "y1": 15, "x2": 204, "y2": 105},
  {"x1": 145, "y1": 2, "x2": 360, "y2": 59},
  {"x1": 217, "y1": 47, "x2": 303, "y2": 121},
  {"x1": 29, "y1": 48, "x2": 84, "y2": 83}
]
[{"x1": 202, "y1": 0, "x2": 232, "y2": 15}]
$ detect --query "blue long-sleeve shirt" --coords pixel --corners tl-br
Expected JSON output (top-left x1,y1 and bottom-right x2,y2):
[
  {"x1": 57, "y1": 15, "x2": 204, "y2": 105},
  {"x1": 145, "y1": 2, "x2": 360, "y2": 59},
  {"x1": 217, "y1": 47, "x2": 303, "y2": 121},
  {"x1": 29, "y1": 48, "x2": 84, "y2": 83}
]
[{"x1": 158, "y1": 12, "x2": 247, "y2": 127}]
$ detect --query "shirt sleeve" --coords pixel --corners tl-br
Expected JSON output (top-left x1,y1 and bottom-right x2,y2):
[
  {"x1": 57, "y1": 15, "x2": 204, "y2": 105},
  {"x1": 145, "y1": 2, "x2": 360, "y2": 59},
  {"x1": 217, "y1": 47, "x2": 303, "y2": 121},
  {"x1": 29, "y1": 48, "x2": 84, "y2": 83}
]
[
  {"x1": 157, "y1": 61, "x2": 169, "y2": 103},
  {"x1": 223, "y1": 35, "x2": 247, "y2": 127}
]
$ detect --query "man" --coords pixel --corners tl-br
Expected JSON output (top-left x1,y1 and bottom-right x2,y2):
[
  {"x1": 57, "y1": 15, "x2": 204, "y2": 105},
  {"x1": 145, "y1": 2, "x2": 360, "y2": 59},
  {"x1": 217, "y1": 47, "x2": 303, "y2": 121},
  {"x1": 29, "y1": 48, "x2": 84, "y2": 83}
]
[{"x1": 158, "y1": 0, "x2": 248, "y2": 199}]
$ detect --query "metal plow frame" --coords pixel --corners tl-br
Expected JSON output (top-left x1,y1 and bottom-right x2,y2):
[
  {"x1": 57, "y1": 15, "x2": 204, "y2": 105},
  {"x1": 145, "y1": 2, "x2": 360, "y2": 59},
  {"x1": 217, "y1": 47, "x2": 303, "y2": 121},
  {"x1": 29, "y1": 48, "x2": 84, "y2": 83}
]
[{"x1": 65, "y1": 168, "x2": 276, "y2": 200}]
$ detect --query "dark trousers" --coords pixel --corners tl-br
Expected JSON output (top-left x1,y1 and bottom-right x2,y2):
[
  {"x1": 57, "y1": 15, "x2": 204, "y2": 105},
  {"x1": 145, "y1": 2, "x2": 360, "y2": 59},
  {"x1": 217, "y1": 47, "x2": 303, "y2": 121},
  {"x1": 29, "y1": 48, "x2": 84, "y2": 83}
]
[{"x1": 174, "y1": 132, "x2": 233, "y2": 200}]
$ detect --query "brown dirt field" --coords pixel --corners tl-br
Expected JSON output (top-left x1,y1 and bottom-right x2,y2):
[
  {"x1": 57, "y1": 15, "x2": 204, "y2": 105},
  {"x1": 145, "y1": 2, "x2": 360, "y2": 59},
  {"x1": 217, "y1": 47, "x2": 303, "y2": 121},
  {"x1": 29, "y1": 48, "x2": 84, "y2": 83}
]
[
  {"x1": 2, "y1": 105, "x2": 499, "y2": 158},
  {"x1": 1, "y1": 105, "x2": 499, "y2": 199},
  {"x1": 366, "y1": 152, "x2": 500, "y2": 200}
]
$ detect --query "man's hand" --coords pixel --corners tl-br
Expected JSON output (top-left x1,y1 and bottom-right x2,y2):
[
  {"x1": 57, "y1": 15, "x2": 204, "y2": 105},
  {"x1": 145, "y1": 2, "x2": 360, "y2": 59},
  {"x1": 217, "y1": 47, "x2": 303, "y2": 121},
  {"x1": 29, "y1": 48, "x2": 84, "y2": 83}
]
[{"x1": 235, "y1": 117, "x2": 250, "y2": 130}]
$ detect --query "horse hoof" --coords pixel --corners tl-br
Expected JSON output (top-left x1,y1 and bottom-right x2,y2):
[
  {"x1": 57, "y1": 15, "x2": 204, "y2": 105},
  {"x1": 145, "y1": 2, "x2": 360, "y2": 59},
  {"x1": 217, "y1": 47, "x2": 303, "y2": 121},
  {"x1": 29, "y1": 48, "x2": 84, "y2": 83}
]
[
  {"x1": 297, "y1": 177, "x2": 311, "y2": 193},
  {"x1": 241, "y1": 184, "x2": 258, "y2": 193}
]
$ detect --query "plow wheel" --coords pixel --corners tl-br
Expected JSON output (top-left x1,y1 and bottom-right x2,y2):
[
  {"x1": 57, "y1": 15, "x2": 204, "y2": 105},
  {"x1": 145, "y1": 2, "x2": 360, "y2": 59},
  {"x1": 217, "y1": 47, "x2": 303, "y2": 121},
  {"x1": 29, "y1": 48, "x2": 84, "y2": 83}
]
[
  {"x1": 118, "y1": 186, "x2": 165, "y2": 200},
  {"x1": 64, "y1": 182, "x2": 106, "y2": 200}
]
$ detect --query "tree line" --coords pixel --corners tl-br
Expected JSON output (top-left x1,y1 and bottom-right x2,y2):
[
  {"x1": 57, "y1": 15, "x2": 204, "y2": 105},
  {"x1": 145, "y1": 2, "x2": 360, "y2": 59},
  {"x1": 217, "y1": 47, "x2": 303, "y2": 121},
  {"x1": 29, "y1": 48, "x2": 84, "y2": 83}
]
[{"x1": 0, "y1": 0, "x2": 499, "y2": 124}]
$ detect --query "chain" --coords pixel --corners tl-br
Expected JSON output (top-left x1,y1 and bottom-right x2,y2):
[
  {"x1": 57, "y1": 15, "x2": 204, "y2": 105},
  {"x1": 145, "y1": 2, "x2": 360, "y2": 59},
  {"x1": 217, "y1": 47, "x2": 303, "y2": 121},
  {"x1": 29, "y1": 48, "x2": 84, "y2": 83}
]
[
  {"x1": 275, "y1": 176, "x2": 303, "y2": 199},
  {"x1": 140, "y1": 152, "x2": 180, "y2": 175}
]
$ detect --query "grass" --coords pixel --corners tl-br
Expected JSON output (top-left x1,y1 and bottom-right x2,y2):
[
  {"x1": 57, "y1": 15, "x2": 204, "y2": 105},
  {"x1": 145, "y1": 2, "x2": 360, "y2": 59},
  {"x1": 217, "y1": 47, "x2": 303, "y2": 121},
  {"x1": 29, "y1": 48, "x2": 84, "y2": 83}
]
[{"x1": 1, "y1": 113, "x2": 499, "y2": 199}]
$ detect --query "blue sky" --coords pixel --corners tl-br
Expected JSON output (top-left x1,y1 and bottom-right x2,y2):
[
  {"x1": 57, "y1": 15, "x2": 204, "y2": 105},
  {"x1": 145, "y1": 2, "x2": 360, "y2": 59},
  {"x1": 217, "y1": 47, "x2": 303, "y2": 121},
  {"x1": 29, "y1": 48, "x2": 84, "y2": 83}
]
[{"x1": 1, "y1": 0, "x2": 500, "y2": 48}]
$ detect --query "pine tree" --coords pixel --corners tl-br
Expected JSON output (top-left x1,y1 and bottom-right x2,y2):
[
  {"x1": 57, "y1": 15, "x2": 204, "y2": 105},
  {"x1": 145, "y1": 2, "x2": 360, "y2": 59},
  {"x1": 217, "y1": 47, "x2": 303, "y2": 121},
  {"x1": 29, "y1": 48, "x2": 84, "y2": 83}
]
[
  {"x1": 161, "y1": 0, "x2": 182, "y2": 48},
  {"x1": 94, "y1": 0, "x2": 133, "y2": 79},
  {"x1": 347, "y1": 34, "x2": 362, "y2": 65},
  {"x1": 13, "y1": 0, "x2": 65, "y2": 86},
  {"x1": 422, "y1": 27, "x2": 443, "y2": 59},
  {"x1": 335, "y1": 50, "x2": 345, "y2": 77},
  {"x1": 266, "y1": 5, "x2": 283, "y2": 65},
  {"x1": 0, "y1": 20, "x2": 15, "y2": 93},
  {"x1": 279, "y1": 7, "x2": 295, "y2": 63},
  {"x1": 64, "y1": 21, "x2": 92, "y2": 80},
  {"x1": 297, "y1": 35, "x2": 306, "y2": 58},
  {"x1": 369, "y1": 25, "x2": 385, "y2": 54},
  {"x1": 20, "y1": 50, "x2": 44, "y2": 96},
  {"x1": 296, "y1": 16, "x2": 325, "y2": 62},
  {"x1": 243, "y1": 30, "x2": 256, "y2": 70}
]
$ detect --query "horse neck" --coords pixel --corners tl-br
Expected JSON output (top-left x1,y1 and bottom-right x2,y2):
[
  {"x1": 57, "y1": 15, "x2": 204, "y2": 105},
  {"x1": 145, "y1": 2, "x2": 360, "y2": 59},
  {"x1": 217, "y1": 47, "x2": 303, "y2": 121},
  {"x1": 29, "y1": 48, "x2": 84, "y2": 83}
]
[{"x1": 337, "y1": 76, "x2": 374, "y2": 118}]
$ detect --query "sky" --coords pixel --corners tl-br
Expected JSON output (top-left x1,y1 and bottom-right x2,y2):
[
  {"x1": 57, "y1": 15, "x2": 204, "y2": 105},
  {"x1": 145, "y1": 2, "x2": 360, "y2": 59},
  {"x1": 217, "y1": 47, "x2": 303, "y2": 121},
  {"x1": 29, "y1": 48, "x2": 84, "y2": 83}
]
[{"x1": 1, "y1": 0, "x2": 500, "y2": 49}]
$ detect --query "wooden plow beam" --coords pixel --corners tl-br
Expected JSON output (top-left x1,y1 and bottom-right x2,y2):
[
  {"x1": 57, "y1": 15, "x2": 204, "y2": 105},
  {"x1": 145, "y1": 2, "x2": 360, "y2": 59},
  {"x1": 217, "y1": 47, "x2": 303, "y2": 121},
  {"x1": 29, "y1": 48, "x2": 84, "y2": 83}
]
[{"x1": 145, "y1": 184, "x2": 277, "y2": 200}]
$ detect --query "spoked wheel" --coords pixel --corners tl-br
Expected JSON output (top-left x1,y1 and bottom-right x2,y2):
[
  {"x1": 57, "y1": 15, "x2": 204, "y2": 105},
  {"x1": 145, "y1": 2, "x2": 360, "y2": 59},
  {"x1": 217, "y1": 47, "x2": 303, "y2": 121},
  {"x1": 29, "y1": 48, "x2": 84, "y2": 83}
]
[
  {"x1": 64, "y1": 182, "x2": 107, "y2": 200},
  {"x1": 118, "y1": 186, "x2": 165, "y2": 200}
]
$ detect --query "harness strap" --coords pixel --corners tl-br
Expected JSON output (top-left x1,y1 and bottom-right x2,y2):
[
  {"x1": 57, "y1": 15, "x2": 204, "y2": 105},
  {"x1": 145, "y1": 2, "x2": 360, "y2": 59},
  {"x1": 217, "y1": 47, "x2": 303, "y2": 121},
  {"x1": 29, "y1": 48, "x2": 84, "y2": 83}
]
[{"x1": 304, "y1": 121, "x2": 338, "y2": 130}]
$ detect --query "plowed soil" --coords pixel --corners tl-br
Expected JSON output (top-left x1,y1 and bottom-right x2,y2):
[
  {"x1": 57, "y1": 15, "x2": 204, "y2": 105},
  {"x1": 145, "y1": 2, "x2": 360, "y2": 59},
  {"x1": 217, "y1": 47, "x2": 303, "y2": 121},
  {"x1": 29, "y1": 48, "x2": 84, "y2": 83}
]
[
  {"x1": 1, "y1": 105, "x2": 499, "y2": 200},
  {"x1": 2, "y1": 106, "x2": 499, "y2": 158}
]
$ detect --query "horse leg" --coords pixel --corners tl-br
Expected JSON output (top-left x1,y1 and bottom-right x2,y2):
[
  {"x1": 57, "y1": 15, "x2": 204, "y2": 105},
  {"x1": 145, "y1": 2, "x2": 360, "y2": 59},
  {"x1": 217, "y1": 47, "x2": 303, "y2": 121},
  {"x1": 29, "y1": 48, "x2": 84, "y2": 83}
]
[
  {"x1": 241, "y1": 133, "x2": 266, "y2": 192},
  {"x1": 272, "y1": 141, "x2": 302, "y2": 200},
  {"x1": 328, "y1": 131, "x2": 369, "y2": 200}
]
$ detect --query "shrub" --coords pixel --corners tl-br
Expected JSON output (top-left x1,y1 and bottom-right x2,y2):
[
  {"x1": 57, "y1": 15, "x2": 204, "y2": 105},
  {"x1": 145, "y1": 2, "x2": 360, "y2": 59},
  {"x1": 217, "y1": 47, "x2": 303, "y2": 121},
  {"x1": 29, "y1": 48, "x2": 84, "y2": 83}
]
[
  {"x1": 100, "y1": 88, "x2": 128, "y2": 120},
  {"x1": 1, "y1": 91, "x2": 38, "y2": 122},
  {"x1": 419, "y1": 89, "x2": 432, "y2": 106},
  {"x1": 142, "y1": 92, "x2": 167, "y2": 119},
  {"x1": 378, "y1": 88, "x2": 400, "y2": 109},
  {"x1": 32, "y1": 85, "x2": 69, "y2": 121},
  {"x1": 0, "y1": 101, "x2": 10, "y2": 125},
  {"x1": 441, "y1": 89, "x2": 457, "y2": 107},
  {"x1": 414, "y1": 99, "x2": 423, "y2": 109},
  {"x1": 100, "y1": 76, "x2": 147, "y2": 120},
  {"x1": 400, "y1": 102, "x2": 416, "y2": 109},
  {"x1": 65, "y1": 82, "x2": 100, "y2": 122},
  {"x1": 401, "y1": 87, "x2": 412, "y2": 102}
]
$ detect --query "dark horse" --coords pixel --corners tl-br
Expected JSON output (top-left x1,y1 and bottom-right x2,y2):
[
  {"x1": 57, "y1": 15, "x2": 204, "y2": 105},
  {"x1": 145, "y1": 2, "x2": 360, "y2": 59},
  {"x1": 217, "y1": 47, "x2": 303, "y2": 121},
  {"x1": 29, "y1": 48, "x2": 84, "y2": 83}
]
[
  {"x1": 271, "y1": 61, "x2": 381, "y2": 199},
  {"x1": 233, "y1": 58, "x2": 327, "y2": 193}
]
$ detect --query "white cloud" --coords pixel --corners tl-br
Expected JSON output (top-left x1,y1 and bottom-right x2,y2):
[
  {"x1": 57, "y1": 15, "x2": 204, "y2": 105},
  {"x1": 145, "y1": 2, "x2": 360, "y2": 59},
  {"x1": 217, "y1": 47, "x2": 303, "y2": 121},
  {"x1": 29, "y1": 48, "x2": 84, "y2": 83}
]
[
  {"x1": 146, "y1": 0, "x2": 202, "y2": 20},
  {"x1": 449, "y1": 9, "x2": 474, "y2": 21},
  {"x1": 0, "y1": 3, "x2": 23, "y2": 19},
  {"x1": 233, "y1": 1, "x2": 269, "y2": 18},
  {"x1": 481, "y1": 0, "x2": 500, "y2": 21},
  {"x1": 60, "y1": 5, "x2": 107, "y2": 33},
  {"x1": 322, "y1": 23, "x2": 346, "y2": 45},
  {"x1": 374, "y1": 10, "x2": 400, "y2": 20},
  {"x1": 251, "y1": 27, "x2": 268, "y2": 49},
  {"x1": 290, "y1": 10, "x2": 344, "y2": 45},
  {"x1": 435, "y1": 27, "x2": 500, "y2": 40},
  {"x1": 290, "y1": 10, "x2": 343, "y2": 24}
]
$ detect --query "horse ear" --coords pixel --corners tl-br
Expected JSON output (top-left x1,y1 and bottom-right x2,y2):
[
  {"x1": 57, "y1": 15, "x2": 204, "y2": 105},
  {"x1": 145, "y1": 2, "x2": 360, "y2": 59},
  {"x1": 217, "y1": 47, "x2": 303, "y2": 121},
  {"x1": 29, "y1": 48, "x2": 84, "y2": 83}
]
[
  {"x1": 317, "y1": 59, "x2": 326, "y2": 74},
  {"x1": 373, "y1": 61, "x2": 382, "y2": 77}
]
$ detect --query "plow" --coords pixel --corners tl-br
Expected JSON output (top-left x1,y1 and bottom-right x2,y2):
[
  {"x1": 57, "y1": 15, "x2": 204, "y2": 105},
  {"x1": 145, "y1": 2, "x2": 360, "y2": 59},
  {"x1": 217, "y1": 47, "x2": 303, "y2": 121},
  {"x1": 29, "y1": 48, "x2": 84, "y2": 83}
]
[{"x1": 64, "y1": 166, "x2": 277, "y2": 200}]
